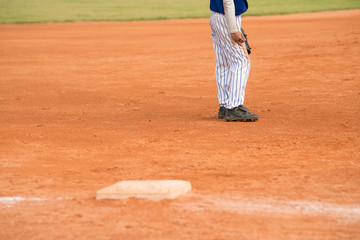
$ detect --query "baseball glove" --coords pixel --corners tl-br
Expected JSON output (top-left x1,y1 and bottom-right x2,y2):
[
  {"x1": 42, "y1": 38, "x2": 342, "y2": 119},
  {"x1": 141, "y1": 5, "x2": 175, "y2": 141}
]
[{"x1": 241, "y1": 28, "x2": 251, "y2": 55}]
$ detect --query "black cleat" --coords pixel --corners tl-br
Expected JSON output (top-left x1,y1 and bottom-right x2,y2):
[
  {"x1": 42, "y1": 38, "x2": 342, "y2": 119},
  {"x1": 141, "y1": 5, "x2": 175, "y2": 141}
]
[
  {"x1": 218, "y1": 106, "x2": 226, "y2": 119},
  {"x1": 224, "y1": 106, "x2": 259, "y2": 122}
]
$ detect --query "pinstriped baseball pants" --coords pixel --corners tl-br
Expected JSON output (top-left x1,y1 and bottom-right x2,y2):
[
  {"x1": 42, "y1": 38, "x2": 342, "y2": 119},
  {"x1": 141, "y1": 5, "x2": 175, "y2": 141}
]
[{"x1": 210, "y1": 11, "x2": 251, "y2": 109}]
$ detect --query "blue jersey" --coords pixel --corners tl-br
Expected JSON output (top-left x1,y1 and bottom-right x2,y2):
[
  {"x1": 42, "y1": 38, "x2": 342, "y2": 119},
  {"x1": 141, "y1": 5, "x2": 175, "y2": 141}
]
[{"x1": 210, "y1": 0, "x2": 248, "y2": 16}]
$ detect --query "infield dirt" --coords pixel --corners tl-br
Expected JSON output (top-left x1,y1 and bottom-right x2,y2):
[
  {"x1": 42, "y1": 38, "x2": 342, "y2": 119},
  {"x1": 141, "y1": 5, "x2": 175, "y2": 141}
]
[{"x1": 1, "y1": 10, "x2": 359, "y2": 240}]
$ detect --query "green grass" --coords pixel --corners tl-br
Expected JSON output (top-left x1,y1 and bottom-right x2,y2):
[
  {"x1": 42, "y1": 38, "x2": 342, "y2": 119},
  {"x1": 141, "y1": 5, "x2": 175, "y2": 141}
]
[
  {"x1": 248, "y1": 0, "x2": 360, "y2": 16},
  {"x1": 0, "y1": 0, "x2": 359, "y2": 24}
]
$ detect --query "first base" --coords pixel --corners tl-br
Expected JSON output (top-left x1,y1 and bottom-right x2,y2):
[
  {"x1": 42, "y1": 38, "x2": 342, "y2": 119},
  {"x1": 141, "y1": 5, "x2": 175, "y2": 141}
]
[{"x1": 95, "y1": 180, "x2": 192, "y2": 200}]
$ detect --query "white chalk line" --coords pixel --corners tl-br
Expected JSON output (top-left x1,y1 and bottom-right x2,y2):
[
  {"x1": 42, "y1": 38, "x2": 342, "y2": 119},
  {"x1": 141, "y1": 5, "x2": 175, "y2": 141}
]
[
  {"x1": 174, "y1": 194, "x2": 360, "y2": 223},
  {"x1": 2, "y1": 195, "x2": 360, "y2": 223},
  {"x1": 0, "y1": 196, "x2": 73, "y2": 208}
]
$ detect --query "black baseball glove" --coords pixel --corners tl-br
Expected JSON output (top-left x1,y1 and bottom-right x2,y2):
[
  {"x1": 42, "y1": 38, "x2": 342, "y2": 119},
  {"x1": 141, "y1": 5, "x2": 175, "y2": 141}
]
[{"x1": 241, "y1": 28, "x2": 251, "y2": 55}]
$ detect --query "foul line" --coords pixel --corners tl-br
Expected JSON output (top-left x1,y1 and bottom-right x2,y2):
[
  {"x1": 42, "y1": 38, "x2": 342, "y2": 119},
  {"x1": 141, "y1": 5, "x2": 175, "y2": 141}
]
[
  {"x1": 0, "y1": 196, "x2": 73, "y2": 207},
  {"x1": 2, "y1": 195, "x2": 360, "y2": 223},
  {"x1": 174, "y1": 194, "x2": 360, "y2": 223}
]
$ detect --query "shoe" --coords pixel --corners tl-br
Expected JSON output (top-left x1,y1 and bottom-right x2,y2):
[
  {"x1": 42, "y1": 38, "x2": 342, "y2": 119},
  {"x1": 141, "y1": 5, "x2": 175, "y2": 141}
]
[
  {"x1": 224, "y1": 106, "x2": 259, "y2": 122},
  {"x1": 218, "y1": 106, "x2": 226, "y2": 119}
]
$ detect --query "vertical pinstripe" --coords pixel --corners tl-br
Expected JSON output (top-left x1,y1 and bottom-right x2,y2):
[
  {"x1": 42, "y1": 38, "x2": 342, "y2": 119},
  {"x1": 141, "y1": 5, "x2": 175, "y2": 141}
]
[{"x1": 210, "y1": 11, "x2": 251, "y2": 109}]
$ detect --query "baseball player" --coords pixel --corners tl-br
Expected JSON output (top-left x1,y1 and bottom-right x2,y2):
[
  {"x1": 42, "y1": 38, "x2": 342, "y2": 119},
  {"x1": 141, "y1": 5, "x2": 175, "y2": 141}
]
[{"x1": 210, "y1": 0, "x2": 259, "y2": 121}]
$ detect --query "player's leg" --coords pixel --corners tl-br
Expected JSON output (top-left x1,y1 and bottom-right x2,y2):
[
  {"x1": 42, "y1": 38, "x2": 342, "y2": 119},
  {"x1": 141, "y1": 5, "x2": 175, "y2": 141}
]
[
  {"x1": 210, "y1": 13, "x2": 230, "y2": 109},
  {"x1": 224, "y1": 15, "x2": 250, "y2": 108},
  {"x1": 226, "y1": 43, "x2": 251, "y2": 108},
  {"x1": 224, "y1": 43, "x2": 257, "y2": 121},
  {"x1": 224, "y1": 47, "x2": 257, "y2": 121}
]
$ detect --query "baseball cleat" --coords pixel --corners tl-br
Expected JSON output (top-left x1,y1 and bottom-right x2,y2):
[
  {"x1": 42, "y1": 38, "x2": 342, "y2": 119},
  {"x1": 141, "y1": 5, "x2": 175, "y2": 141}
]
[
  {"x1": 224, "y1": 105, "x2": 259, "y2": 122},
  {"x1": 218, "y1": 106, "x2": 226, "y2": 119}
]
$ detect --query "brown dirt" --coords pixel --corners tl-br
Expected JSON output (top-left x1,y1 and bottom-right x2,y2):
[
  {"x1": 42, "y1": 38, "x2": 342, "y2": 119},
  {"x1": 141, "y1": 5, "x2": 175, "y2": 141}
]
[{"x1": 1, "y1": 10, "x2": 360, "y2": 240}]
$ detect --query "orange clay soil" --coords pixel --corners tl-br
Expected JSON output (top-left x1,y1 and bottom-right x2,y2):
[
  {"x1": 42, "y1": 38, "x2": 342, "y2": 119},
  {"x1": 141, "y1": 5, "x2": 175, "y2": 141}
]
[{"x1": 1, "y1": 10, "x2": 360, "y2": 240}]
